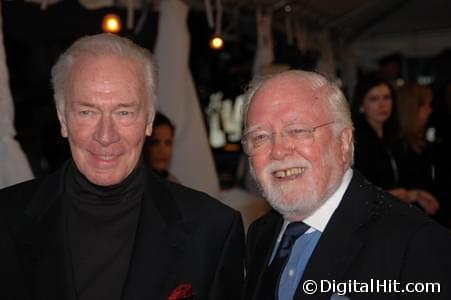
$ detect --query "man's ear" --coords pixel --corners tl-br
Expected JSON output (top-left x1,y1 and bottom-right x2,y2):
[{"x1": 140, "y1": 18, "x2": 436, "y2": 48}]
[
  {"x1": 57, "y1": 110, "x2": 68, "y2": 138},
  {"x1": 146, "y1": 111, "x2": 155, "y2": 136},
  {"x1": 145, "y1": 123, "x2": 152, "y2": 136},
  {"x1": 340, "y1": 126, "x2": 353, "y2": 164}
]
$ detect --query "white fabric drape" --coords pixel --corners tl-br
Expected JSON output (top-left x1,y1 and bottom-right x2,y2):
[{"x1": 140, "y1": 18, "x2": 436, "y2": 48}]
[
  {"x1": 295, "y1": 18, "x2": 311, "y2": 53},
  {"x1": 317, "y1": 29, "x2": 336, "y2": 80},
  {"x1": 0, "y1": 2, "x2": 34, "y2": 188},
  {"x1": 154, "y1": 0, "x2": 219, "y2": 197},
  {"x1": 295, "y1": 22, "x2": 337, "y2": 80},
  {"x1": 253, "y1": 9, "x2": 274, "y2": 77}
]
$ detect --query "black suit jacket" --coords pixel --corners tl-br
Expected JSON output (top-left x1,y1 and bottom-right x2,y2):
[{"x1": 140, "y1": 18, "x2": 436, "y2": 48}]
[
  {"x1": 245, "y1": 171, "x2": 451, "y2": 299},
  {"x1": 0, "y1": 161, "x2": 244, "y2": 300}
]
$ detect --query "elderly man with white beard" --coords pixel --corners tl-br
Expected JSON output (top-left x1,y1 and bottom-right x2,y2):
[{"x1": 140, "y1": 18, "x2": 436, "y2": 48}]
[{"x1": 243, "y1": 70, "x2": 451, "y2": 300}]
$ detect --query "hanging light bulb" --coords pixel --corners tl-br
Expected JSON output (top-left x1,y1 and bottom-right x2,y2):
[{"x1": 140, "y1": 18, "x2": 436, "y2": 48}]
[
  {"x1": 208, "y1": 0, "x2": 224, "y2": 50},
  {"x1": 209, "y1": 34, "x2": 224, "y2": 50},
  {"x1": 102, "y1": 13, "x2": 122, "y2": 34}
]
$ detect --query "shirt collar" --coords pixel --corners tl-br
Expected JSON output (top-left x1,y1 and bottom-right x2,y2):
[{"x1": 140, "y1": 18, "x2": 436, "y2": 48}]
[
  {"x1": 302, "y1": 168, "x2": 353, "y2": 232},
  {"x1": 280, "y1": 168, "x2": 353, "y2": 235}
]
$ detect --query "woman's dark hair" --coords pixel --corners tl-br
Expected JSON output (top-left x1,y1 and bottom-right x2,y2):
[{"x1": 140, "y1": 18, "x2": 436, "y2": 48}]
[
  {"x1": 351, "y1": 74, "x2": 398, "y2": 139},
  {"x1": 144, "y1": 112, "x2": 175, "y2": 148},
  {"x1": 152, "y1": 112, "x2": 175, "y2": 134}
]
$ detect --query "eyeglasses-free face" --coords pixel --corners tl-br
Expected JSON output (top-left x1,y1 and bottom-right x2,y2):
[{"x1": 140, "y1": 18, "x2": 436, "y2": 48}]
[
  {"x1": 60, "y1": 54, "x2": 152, "y2": 186},
  {"x1": 241, "y1": 121, "x2": 335, "y2": 156}
]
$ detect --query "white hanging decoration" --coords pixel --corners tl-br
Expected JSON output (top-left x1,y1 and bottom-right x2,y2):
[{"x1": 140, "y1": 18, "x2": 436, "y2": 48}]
[
  {"x1": 284, "y1": 4, "x2": 294, "y2": 45},
  {"x1": 206, "y1": 92, "x2": 225, "y2": 148},
  {"x1": 317, "y1": 29, "x2": 336, "y2": 80},
  {"x1": 78, "y1": 0, "x2": 114, "y2": 9},
  {"x1": 205, "y1": 91, "x2": 224, "y2": 117},
  {"x1": 227, "y1": 94, "x2": 244, "y2": 142},
  {"x1": 25, "y1": 0, "x2": 62, "y2": 10},
  {"x1": 215, "y1": 0, "x2": 223, "y2": 35},
  {"x1": 294, "y1": 18, "x2": 310, "y2": 52},
  {"x1": 206, "y1": 91, "x2": 245, "y2": 145},
  {"x1": 209, "y1": 113, "x2": 226, "y2": 148},
  {"x1": 220, "y1": 99, "x2": 233, "y2": 132},
  {"x1": 204, "y1": 0, "x2": 214, "y2": 28},
  {"x1": 127, "y1": 0, "x2": 135, "y2": 30},
  {"x1": 253, "y1": 8, "x2": 274, "y2": 76}
]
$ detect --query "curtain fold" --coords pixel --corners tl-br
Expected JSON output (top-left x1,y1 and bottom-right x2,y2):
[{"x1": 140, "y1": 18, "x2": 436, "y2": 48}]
[
  {"x1": 0, "y1": 2, "x2": 34, "y2": 188},
  {"x1": 154, "y1": 0, "x2": 219, "y2": 197}
]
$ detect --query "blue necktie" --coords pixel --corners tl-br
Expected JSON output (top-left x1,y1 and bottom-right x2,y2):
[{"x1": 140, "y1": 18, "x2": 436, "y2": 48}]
[{"x1": 259, "y1": 222, "x2": 309, "y2": 300}]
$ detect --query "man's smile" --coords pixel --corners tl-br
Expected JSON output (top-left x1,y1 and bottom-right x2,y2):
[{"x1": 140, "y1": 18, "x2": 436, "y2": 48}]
[{"x1": 273, "y1": 167, "x2": 306, "y2": 179}]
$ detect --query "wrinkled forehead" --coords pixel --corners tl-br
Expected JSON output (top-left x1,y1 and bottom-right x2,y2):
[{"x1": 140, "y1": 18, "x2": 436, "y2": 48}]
[
  {"x1": 67, "y1": 54, "x2": 145, "y2": 93},
  {"x1": 69, "y1": 53, "x2": 142, "y2": 79},
  {"x1": 247, "y1": 76, "x2": 331, "y2": 127}
]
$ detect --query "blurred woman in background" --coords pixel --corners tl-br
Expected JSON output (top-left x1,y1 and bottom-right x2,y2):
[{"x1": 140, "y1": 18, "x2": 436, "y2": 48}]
[
  {"x1": 352, "y1": 76, "x2": 399, "y2": 189},
  {"x1": 394, "y1": 83, "x2": 440, "y2": 216},
  {"x1": 143, "y1": 112, "x2": 178, "y2": 182},
  {"x1": 352, "y1": 76, "x2": 439, "y2": 215}
]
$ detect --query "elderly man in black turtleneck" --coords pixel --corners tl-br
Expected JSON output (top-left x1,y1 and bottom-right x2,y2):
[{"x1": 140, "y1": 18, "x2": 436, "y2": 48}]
[{"x1": 0, "y1": 34, "x2": 244, "y2": 300}]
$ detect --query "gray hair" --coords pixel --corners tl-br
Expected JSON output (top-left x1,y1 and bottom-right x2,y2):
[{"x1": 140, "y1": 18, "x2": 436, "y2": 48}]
[
  {"x1": 243, "y1": 69, "x2": 354, "y2": 162},
  {"x1": 51, "y1": 33, "x2": 157, "y2": 120},
  {"x1": 243, "y1": 70, "x2": 352, "y2": 128}
]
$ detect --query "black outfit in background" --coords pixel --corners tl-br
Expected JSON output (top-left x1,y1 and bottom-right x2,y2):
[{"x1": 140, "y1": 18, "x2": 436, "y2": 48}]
[
  {"x1": 353, "y1": 118, "x2": 398, "y2": 189},
  {"x1": 0, "y1": 159, "x2": 245, "y2": 300},
  {"x1": 393, "y1": 141, "x2": 451, "y2": 227},
  {"x1": 393, "y1": 143, "x2": 435, "y2": 192}
]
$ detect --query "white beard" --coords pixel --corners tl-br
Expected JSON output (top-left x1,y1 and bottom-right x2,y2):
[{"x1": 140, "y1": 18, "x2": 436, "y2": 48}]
[
  {"x1": 249, "y1": 159, "x2": 321, "y2": 219},
  {"x1": 249, "y1": 147, "x2": 341, "y2": 220}
]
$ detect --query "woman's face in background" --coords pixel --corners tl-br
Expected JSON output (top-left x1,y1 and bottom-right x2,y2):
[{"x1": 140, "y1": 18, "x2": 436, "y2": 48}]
[
  {"x1": 360, "y1": 84, "x2": 393, "y2": 128},
  {"x1": 144, "y1": 124, "x2": 174, "y2": 172}
]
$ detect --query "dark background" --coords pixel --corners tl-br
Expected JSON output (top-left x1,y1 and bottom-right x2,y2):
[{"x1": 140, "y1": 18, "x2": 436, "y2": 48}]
[
  {"x1": 2, "y1": 0, "x2": 316, "y2": 181},
  {"x1": 3, "y1": 1, "x2": 451, "y2": 196}
]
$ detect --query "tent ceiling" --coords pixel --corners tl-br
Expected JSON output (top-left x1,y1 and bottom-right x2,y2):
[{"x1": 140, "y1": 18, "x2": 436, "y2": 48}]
[
  {"x1": 13, "y1": 0, "x2": 451, "y2": 42},
  {"x1": 5, "y1": 0, "x2": 451, "y2": 63},
  {"x1": 191, "y1": 0, "x2": 451, "y2": 41}
]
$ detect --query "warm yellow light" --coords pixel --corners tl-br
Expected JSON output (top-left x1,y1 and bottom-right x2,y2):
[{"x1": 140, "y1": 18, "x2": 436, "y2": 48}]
[
  {"x1": 102, "y1": 14, "x2": 122, "y2": 33},
  {"x1": 209, "y1": 35, "x2": 224, "y2": 50}
]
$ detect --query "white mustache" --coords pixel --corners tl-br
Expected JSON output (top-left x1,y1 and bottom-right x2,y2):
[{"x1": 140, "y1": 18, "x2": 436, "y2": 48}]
[{"x1": 263, "y1": 159, "x2": 311, "y2": 174}]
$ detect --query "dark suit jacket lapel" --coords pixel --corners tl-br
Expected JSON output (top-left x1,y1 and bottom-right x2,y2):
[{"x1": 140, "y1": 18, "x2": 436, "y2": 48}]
[
  {"x1": 17, "y1": 161, "x2": 74, "y2": 299},
  {"x1": 122, "y1": 170, "x2": 192, "y2": 299},
  {"x1": 9, "y1": 163, "x2": 197, "y2": 299},
  {"x1": 247, "y1": 211, "x2": 283, "y2": 300},
  {"x1": 295, "y1": 171, "x2": 377, "y2": 299}
]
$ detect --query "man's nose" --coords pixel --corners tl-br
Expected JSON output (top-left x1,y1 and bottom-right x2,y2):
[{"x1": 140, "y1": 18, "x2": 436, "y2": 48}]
[
  {"x1": 93, "y1": 115, "x2": 120, "y2": 146},
  {"x1": 269, "y1": 132, "x2": 294, "y2": 160}
]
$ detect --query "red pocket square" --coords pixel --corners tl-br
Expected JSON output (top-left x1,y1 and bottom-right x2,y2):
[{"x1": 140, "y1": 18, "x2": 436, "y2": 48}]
[{"x1": 167, "y1": 283, "x2": 194, "y2": 300}]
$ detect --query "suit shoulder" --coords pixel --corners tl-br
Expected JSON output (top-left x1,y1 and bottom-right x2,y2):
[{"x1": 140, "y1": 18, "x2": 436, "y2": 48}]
[
  {"x1": 0, "y1": 178, "x2": 43, "y2": 212},
  {"x1": 366, "y1": 186, "x2": 451, "y2": 265},
  {"x1": 355, "y1": 179, "x2": 446, "y2": 236},
  {"x1": 0, "y1": 178, "x2": 41, "y2": 193}
]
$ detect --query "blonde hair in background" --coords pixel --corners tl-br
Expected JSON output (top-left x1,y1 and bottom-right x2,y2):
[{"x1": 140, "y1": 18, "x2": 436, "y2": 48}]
[{"x1": 396, "y1": 83, "x2": 432, "y2": 152}]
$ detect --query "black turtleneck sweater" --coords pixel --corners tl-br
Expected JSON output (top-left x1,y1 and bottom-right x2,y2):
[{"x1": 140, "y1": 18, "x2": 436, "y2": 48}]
[{"x1": 64, "y1": 161, "x2": 146, "y2": 300}]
